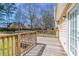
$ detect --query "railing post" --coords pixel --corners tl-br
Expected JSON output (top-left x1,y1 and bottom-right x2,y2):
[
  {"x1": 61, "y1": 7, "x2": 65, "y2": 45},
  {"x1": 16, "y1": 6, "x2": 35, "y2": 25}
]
[{"x1": 16, "y1": 34, "x2": 21, "y2": 55}]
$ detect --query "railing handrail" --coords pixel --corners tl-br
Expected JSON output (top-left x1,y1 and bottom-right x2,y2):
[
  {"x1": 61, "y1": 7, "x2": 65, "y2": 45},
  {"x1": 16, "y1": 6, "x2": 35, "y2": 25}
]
[
  {"x1": 0, "y1": 31, "x2": 37, "y2": 37},
  {"x1": 0, "y1": 34, "x2": 17, "y2": 37}
]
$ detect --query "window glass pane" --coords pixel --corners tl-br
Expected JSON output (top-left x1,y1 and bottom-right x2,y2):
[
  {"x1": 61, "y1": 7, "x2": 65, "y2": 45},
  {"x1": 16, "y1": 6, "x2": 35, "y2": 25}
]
[{"x1": 69, "y1": 9, "x2": 77, "y2": 56}]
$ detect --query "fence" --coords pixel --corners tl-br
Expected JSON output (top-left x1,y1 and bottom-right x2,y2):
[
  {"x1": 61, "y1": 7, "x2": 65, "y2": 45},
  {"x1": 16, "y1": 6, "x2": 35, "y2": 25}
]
[
  {"x1": 0, "y1": 31, "x2": 37, "y2": 56},
  {"x1": 37, "y1": 30, "x2": 56, "y2": 37}
]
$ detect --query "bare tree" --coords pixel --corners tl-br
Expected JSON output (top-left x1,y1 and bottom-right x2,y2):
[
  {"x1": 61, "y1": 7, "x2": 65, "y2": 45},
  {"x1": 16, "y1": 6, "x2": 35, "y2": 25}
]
[
  {"x1": 33, "y1": 16, "x2": 43, "y2": 29},
  {"x1": 21, "y1": 4, "x2": 37, "y2": 30},
  {"x1": 15, "y1": 4, "x2": 55, "y2": 30},
  {"x1": 42, "y1": 10, "x2": 54, "y2": 30},
  {"x1": 15, "y1": 5, "x2": 22, "y2": 30}
]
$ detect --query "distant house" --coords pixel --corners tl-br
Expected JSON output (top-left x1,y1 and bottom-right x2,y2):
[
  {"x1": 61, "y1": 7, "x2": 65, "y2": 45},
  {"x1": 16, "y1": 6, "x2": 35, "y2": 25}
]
[{"x1": 8, "y1": 22, "x2": 26, "y2": 29}]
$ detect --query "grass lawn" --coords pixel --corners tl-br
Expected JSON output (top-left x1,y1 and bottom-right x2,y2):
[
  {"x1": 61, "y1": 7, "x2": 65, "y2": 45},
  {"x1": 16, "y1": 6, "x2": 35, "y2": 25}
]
[{"x1": 37, "y1": 33, "x2": 58, "y2": 38}]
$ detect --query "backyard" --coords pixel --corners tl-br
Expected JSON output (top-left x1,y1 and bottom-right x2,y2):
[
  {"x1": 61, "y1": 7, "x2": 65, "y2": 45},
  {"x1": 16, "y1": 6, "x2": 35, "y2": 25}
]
[{"x1": 0, "y1": 3, "x2": 67, "y2": 56}]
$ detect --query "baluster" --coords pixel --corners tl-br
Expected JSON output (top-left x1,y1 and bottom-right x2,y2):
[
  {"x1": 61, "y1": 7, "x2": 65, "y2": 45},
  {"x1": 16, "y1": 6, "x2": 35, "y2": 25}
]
[
  {"x1": 11, "y1": 36, "x2": 13, "y2": 56},
  {"x1": 7, "y1": 37, "x2": 9, "y2": 56},
  {"x1": 8, "y1": 36, "x2": 12, "y2": 56},
  {"x1": 12, "y1": 36, "x2": 16, "y2": 56},
  {"x1": 0, "y1": 37, "x2": 3, "y2": 56},
  {"x1": 4, "y1": 37, "x2": 8, "y2": 56},
  {"x1": 30, "y1": 33, "x2": 32, "y2": 45},
  {"x1": 2, "y1": 37, "x2": 4, "y2": 56}
]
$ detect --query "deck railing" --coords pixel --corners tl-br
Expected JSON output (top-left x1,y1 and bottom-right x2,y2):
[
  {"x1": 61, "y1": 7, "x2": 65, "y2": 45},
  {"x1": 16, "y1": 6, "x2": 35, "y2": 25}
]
[
  {"x1": 0, "y1": 31, "x2": 37, "y2": 56},
  {"x1": 37, "y1": 30, "x2": 57, "y2": 38}
]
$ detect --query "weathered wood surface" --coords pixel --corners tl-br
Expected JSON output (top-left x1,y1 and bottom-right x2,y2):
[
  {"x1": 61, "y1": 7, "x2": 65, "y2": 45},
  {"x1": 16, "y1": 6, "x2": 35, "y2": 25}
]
[{"x1": 0, "y1": 31, "x2": 37, "y2": 56}]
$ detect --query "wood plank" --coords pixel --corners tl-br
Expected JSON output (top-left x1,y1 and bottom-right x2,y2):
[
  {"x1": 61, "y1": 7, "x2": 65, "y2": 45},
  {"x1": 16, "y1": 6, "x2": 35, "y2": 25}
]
[
  {"x1": 8, "y1": 37, "x2": 12, "y2": 56},
  {"x1": 4, "y1": 37, "x2": 8, "y2": 56},
  {"x1": 13, "y1": 36, "x2": 16, "y2": 56},
  {"x1": 0, "y1": 38, "x2": 3, "y2": 56}
]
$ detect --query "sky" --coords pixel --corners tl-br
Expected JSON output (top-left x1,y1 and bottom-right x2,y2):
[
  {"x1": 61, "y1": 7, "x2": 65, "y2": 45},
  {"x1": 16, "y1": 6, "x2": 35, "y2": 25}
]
[
  {"x1": 33, "y1": 3, "x2": 56, "y2": 16},
  {"x1": 0, "y1": 3, "x2": 56, "y2": 27}
]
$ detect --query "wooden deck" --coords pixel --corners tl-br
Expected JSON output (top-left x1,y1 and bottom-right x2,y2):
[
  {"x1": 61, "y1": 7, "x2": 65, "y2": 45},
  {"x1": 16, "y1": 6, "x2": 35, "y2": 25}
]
[
  {"x1": 24, "y1": 37, "x2": 67, "y2": 56},
  {"x1": 0, "y1": 32, "x2": 67, "y2": 56}
]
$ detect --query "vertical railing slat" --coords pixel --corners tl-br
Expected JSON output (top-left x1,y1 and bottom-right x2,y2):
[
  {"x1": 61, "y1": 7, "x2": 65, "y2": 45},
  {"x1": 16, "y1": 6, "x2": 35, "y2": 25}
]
[
  {"x1": 0, "y1": 38, "x2": 3, "y2": 56},
  {"x1": 8, "y1": 37, "x2": 12, "y2": 56},
  {"x1": 2, "y1": 38, "x2": 4, "y2": 56},
  {"x1": 7, "y1": 37, "x2": 9, "y2": 56},
  {"x1": 4, "y1": 37, "x2": 8, "y2": 56},
  {"x1": 12, "y1": 36, "x2": 16, "y2": 56},
  {"x1": 12, "y1": 36, "x2": 13, "y2": 56}
]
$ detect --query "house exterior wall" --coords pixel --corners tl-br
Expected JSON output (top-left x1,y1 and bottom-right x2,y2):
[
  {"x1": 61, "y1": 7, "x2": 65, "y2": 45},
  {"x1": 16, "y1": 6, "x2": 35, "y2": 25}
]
[
  {"x1": 58, "y1": 19, "x2": 69, "y2": 55},
  {"x1": 55, "y1": 3, "x2": 67, "y2": 21},
  {"x1": 55, "y1": 3, "x2": 69, "y2": 55},
  {"x1": 55, "y1": 3, "x2": 79, "y2": 56}
]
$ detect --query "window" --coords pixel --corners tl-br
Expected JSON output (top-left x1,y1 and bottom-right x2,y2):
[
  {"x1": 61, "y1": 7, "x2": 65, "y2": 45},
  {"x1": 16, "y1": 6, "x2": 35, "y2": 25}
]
[{"x1": 69, "y1": 9, "x2": 77, "y2": 56}]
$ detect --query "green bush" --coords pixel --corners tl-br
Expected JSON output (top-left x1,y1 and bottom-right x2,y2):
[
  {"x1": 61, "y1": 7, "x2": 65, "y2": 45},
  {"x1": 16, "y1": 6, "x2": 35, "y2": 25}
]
[{"x1": 0, "y1": 28, "x2": 18, "y2": 32}]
